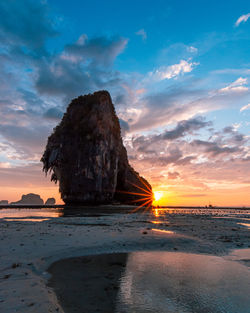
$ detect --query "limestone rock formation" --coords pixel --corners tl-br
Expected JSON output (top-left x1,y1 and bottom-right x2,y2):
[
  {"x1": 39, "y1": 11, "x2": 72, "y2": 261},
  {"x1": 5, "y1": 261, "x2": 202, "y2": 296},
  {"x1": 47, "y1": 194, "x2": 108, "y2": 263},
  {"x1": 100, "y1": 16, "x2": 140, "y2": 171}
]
[
  {"x1": 11, "y1": 193, "x2": 44, "y2": 205},
  {"x1": 41, "y1": 90, "x2": 152, "y2": 205},
  {"x1": 45, "y1": 197, "x2": 56, "y2": 205}
]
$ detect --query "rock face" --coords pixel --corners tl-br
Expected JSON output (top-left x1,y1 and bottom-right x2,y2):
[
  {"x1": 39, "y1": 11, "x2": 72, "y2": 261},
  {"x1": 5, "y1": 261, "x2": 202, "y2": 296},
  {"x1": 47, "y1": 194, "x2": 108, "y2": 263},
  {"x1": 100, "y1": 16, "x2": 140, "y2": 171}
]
[
  {"x1": 45, "y1": 197, "x2": 56, "y2": 205},
  {"x1": 41, "y1": 90, "x2": 152, "y2": 205},
  {"x1": 11, "y1": 193, "x2": 44, "y2": 205}
]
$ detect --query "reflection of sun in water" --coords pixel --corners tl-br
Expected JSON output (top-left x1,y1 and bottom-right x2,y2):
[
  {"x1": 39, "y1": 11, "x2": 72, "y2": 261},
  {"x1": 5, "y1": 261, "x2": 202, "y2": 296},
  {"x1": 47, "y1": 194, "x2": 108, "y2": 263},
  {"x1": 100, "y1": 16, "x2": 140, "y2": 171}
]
[{"x1": 154, "y1": 191, "x2": 163, "y2": 202}]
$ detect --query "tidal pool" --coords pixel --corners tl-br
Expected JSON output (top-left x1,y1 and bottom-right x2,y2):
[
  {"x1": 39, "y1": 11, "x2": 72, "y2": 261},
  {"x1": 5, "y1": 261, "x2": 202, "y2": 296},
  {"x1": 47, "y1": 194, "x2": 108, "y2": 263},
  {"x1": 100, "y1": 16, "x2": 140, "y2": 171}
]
[
  {"x1": 116, "y1": 251, "x2": 250, "y2": 313},
  {"x1": 48, "y1": 250, "x2": 250, "y2": 313}
]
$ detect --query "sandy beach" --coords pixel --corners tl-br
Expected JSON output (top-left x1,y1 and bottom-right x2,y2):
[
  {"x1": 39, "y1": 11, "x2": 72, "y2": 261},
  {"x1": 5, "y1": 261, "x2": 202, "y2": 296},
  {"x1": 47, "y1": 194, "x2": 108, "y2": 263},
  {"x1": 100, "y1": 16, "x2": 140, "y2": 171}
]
[{"x1": 0, "y1": 206, "x2": 250, "y2": 313}]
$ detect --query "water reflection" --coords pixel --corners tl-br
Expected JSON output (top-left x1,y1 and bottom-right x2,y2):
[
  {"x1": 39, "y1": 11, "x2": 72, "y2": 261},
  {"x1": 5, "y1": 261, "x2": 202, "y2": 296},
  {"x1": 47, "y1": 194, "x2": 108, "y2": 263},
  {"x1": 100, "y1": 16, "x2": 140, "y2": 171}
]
[
  {"x1": 151, "y1": 208, "x2": 250, "y2": 228},
  {"x1": 116, "y1": 251, "x2": 250, "y2": 313},
  {"x1": 151, "y1": 228, "x2": 175, "y2": 234},
  {"x1": 4, "y1": 218, "x2": 50, "y2": 222},
  {"x1": 152, "y1": 207, "x2": 250, "y2": 217},
  {"x1": 238, "y1": 223, "x2": 250, "y2": 229},
  {"x1": 49, "y1": 250, "x2": 250, "y2": 313},
  {"x1": 0, "y1": 208, "x2": 63, "y2": 222}
]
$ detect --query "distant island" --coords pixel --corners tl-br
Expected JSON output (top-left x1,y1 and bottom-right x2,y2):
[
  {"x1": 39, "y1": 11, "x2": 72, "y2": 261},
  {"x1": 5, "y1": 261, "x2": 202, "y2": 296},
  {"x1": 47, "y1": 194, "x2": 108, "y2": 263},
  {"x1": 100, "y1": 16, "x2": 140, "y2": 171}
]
[
  {"x1": 0, "y1": 200, "x2": 8, "y2": 205},
  {"x1": 0, "y1": 193, "x2": 56, "y2": 206}
]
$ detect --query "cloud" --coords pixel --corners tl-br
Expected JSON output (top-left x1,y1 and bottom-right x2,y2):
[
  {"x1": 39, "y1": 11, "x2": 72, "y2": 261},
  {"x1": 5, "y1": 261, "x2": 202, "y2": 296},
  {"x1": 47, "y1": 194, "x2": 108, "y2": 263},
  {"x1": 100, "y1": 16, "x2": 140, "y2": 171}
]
[
  {"x1": 0, "y1": 0, "x2": 58, "y2": 52},
  {"x1": 187, "y1": 46, "x2": 198, "y2": 53},
  {"x1": 0, "y1": 122, "x2": 51, "y2": 160},
  {"x1": 64, "y1": 35, "x2": 128, "y2": 66},
  {"x1": 159, "y1": 117, "x2": 211, "y2": 140},
  {"x1": 0, "y1": 1, "x2": 130, "y2": 168},
  {"x1": 218, "y1": 77, "x2": 248, "y2": 94},
  {"x1": 119, "y1": 118, "x2": 130, "y2": 135},
  {"x1": 44, "y1": 107, "x2": 64, "y2": 120},
  {"x1": 130, "y1": 117, "x2": 211, "y2": 157},
  {"x1": 235, "y1": 13, "x2": 250, "y2": 27},
  {"x1": 0, "y1": 162, "x2": 54, "y2": 187},
  {"x1": 126, "y1": 73, "x2": 250, "y2": 134},
  {"x1": 192, "y1": 140, "x2": 239, "y2": 156},
  {"x1": 240, "y1": 103, "x2": 250, "y2": 112},
  {"x1": 149, "y1": 59, "x2": 199, "y2": 81},
  {"x1": 222, "y1": 126, "x2": 245, "y2": 143},
  {"x1": 0, "y1": 162, "x2": 11, "y2": 169},
  {"x1": 35, "y1": 35, "x2": 128, "y2": 100},
  {"x1": 147, "y1": 148, "x2": 183, "y2": 166},
  {"x1": 180, "y1": 193, "x2": 206, "y2": 198},
  {"x1": 128, "y1": 83, "x2": 219, "y2": 133},
  {"x1": 167, "y1": 171, "x2": 180, "y2": 179},
  {"x1": 223, "y1": 126, "x2": 234, "y2": 133},
  {"x1": 135, "y1": 29, "x2": 147, "y2": 41}
]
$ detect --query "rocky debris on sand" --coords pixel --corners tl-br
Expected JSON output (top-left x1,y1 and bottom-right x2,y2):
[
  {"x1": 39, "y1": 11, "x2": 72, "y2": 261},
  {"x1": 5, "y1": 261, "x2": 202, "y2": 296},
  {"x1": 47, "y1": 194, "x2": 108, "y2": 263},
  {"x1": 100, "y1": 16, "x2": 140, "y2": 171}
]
[
  {"x1": 41, "y1": 90, "x2": 152, "y2": 205},
  {"x1": 45, "y1": 198, "x2": 56, "y2": 205},
  {"x1": 11, "y1": 193, "x2": 44, "y2": 205}
]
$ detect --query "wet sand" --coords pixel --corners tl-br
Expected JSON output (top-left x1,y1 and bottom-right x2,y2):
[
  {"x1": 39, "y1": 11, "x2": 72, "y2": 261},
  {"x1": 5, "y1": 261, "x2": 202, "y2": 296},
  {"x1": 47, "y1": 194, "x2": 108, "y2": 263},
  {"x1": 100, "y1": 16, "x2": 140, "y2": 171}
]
[{"x1": 0, "y1": 206, "x2": 250, "y2": 312}]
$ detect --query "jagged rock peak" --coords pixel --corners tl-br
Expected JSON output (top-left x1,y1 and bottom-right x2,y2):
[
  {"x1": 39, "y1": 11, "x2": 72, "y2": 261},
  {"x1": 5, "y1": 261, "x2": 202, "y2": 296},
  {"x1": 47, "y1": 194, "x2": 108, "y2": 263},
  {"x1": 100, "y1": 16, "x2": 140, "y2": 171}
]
[{"x1": 41, "y1": 90, "x2": 152, "y2": 206}]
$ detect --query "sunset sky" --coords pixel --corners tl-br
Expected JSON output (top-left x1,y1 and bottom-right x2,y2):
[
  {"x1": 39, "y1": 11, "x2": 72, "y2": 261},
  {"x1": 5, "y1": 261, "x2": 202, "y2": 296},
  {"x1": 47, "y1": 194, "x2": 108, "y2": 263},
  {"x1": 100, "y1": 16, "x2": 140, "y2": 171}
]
[{"x1": 0, "y1": 0, "x2": 250, "y2": 206}]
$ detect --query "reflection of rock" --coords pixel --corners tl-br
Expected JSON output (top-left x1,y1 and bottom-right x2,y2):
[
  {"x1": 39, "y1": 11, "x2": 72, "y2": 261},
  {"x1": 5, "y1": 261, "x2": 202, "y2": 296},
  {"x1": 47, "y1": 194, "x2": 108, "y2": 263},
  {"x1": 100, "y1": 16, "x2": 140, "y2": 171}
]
[
  {"x1": 0, "y1": 200, "x2": 8, "y2": 205},
  {"x1": 11, "y1": 193, "x2": 44, "y2": 205},
  {"x1": 45, "y1": 197, "x2": 56, "y2": 205},
  {"x1": 41, "y1": 90, "x2": 152, "y2": 205}
]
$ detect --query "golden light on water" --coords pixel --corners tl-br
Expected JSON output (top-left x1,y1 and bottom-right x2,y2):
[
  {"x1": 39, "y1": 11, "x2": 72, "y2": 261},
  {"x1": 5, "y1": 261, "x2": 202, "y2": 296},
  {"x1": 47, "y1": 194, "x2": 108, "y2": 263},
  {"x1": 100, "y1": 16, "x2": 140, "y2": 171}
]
[
  {"x1": 153, "y1": 208, "x2": 160, "y2": 217},
  {"x1": 152, "y1": 228, "x2": 175, "y2": 234}
]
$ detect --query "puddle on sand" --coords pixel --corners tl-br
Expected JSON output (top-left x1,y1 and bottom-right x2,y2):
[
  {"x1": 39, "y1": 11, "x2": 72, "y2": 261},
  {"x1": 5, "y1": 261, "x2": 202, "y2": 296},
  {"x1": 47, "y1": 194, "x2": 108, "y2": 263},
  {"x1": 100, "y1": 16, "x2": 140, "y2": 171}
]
[
  {"x1": 3, "y1": 218, "x2": 50, "y2": 222},
  {"x1": 151, "y1": 228, "x2": 175, "y2": 234},
  {"x1": 49, "y1": 250, "x2": 250, "y2": 313},
  {"x1": 116, "y1": 251, "x2": 250, "y2": 313},
  {"x1": 0, "y1": 208, "x2": 63, "y2": 222},
  {"x1": 238, "y1": 223, "x2": 250, "y2": 229}
]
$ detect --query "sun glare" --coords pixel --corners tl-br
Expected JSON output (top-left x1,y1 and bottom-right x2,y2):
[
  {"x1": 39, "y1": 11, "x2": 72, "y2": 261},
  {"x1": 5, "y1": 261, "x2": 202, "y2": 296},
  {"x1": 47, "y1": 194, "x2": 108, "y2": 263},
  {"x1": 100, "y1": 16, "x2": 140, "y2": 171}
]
[{"x1": 154, "y1": 191, "x2": 163, "y2": 202}]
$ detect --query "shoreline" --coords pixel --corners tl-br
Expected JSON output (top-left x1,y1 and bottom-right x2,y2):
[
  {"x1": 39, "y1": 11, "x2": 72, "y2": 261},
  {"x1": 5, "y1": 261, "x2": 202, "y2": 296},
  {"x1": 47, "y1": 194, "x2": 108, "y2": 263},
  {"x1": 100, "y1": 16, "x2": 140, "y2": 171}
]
[
  {"x1": 1, "y1": 204, "x2": 250, "y2": 210},
  {"x1": 0, "y1": 207, "x2": 249, "y2": 312}
]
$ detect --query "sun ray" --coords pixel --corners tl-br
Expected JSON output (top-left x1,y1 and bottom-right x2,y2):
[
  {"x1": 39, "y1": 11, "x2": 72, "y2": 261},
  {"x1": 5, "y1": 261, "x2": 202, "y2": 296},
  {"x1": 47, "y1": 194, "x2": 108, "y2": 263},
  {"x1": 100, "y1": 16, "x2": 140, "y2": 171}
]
[
  {"x1": 134, "y1": 173, "x2": 152, "y2": 193},
  {"x1": 142, "y1": 202, "x2": 152, "y2": 214},
  {"x1": 125, "y1": 181, "x2": 152, "y2": 195},
  {"x1": 130, "y1": 198, "x2": 153, "y2": 213},
  {"x1": 138, "y1": 176, "x2": 152, "y2": 192},
  {"x1": 134, "y1": 174, "x2": 152, "y2": 193},
  {"x1": 116, "y1": 190, "x2": 152, "y2": 197},
  {"x1": 130, "y1": 196, "x2": 153, "y2": 203},
  {"x1": 115, "y1": 179, "x2": 154, "y2": 214}
]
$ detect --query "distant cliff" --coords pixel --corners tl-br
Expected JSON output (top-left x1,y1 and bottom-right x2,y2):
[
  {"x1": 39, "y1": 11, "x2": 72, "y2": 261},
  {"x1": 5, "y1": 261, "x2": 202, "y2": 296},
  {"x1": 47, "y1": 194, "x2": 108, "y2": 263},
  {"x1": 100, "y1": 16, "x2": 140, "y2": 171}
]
[
  {"x1": 0, "y1": 200, "x2": 8, "y2": 205},
  {"x1": 45, "y1": 197, "x2": 56, "y2": 205},
  {"x1": 11, "y1": 193, "x2": 44, "y2": 205},
  {"x1": 41, "y1": 90, "x2": 152, "y2": 205}
]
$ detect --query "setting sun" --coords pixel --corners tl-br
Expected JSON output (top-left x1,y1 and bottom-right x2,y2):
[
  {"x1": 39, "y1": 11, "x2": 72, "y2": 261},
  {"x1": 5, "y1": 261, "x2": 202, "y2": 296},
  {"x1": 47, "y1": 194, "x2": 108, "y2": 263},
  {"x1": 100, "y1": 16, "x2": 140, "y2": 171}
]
[{"x1": 153, "y1": 191, "x2": 163, "y2": 202}]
